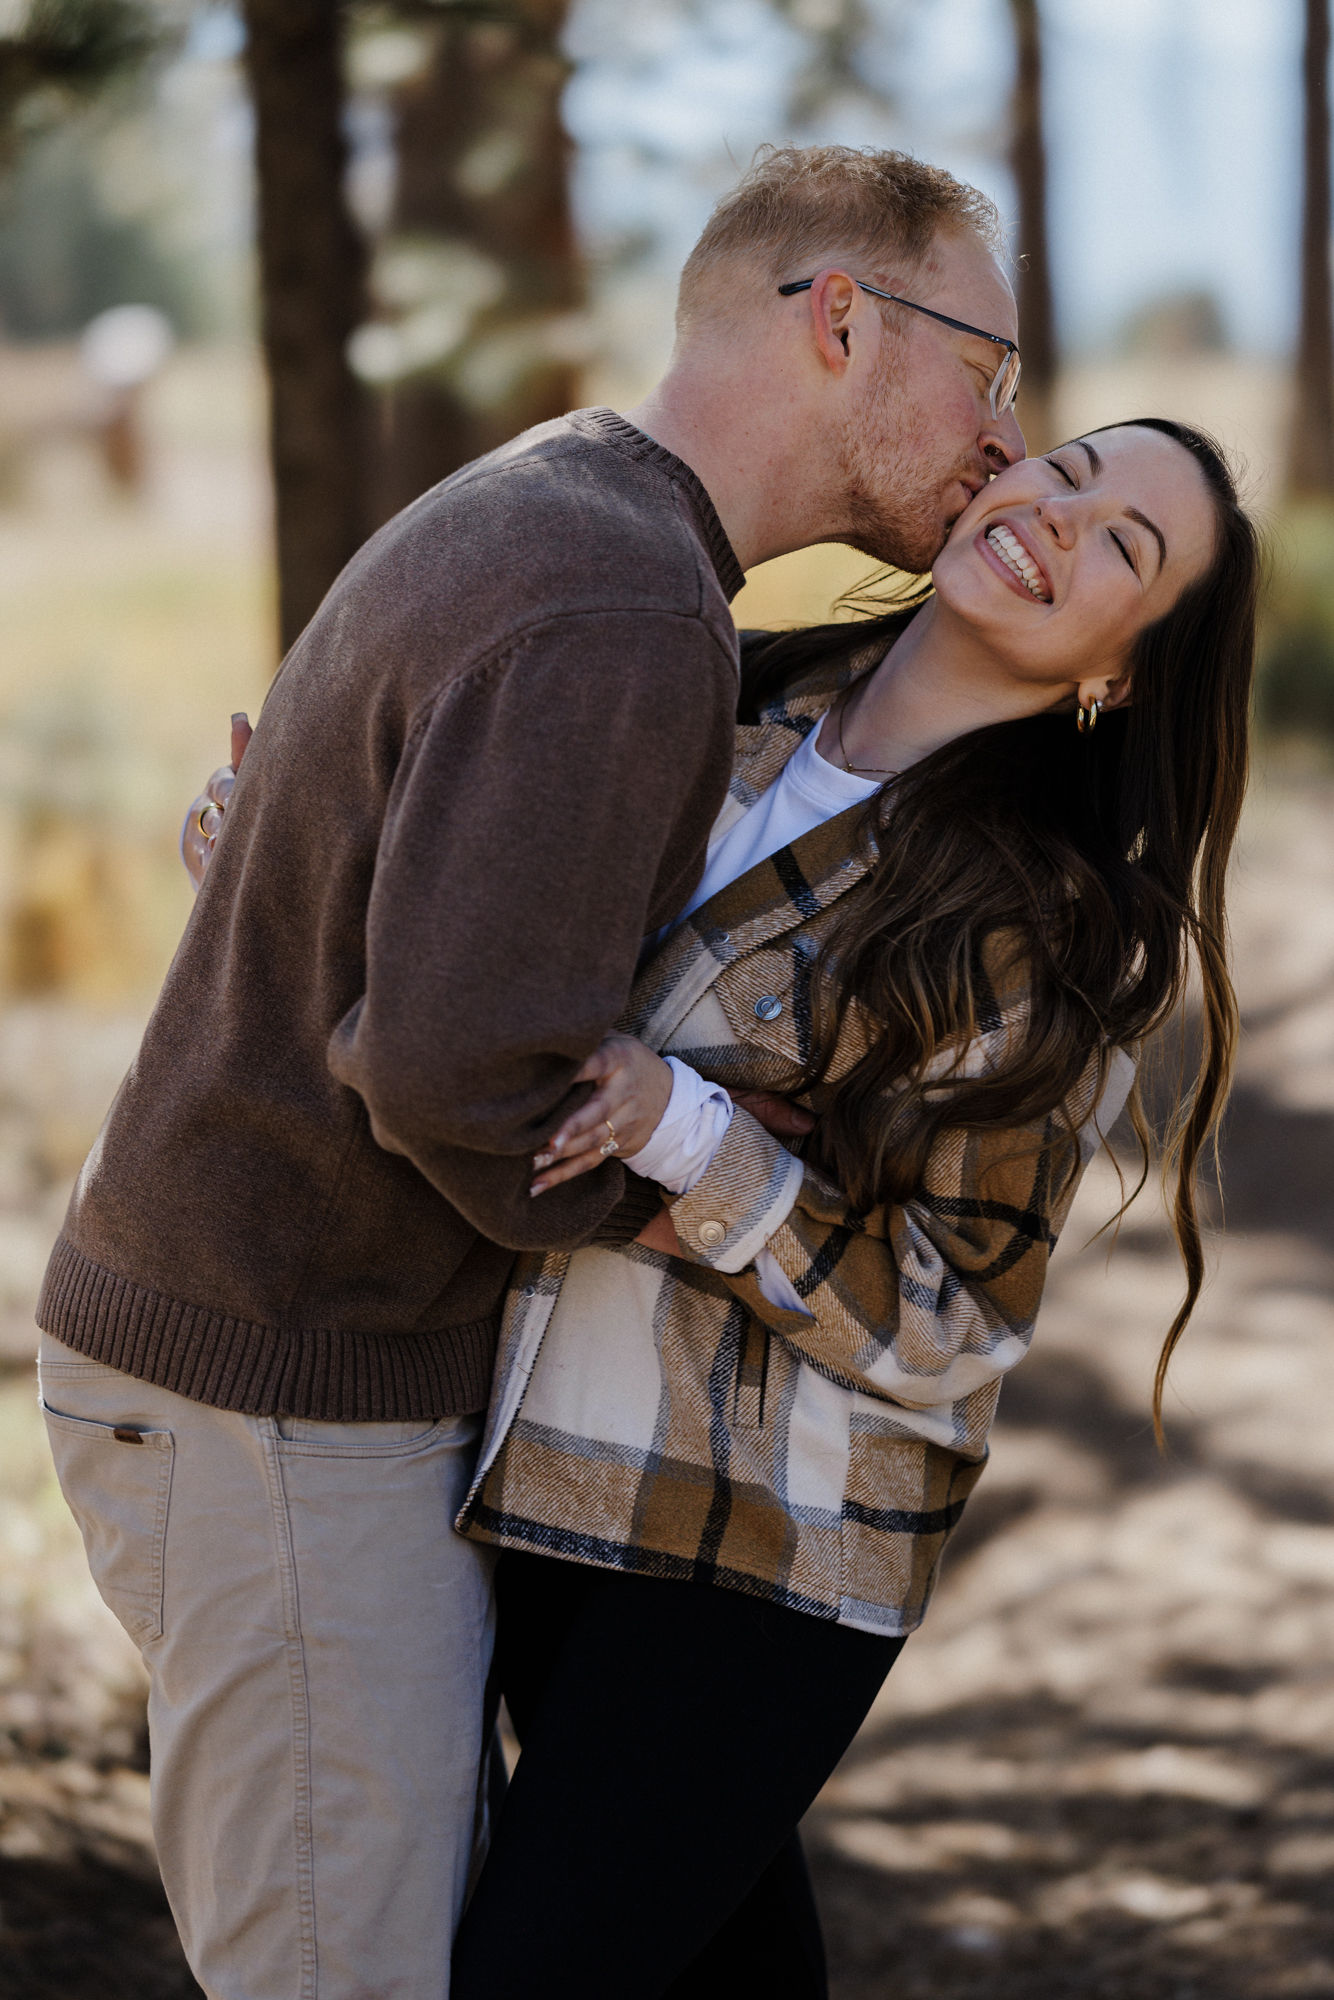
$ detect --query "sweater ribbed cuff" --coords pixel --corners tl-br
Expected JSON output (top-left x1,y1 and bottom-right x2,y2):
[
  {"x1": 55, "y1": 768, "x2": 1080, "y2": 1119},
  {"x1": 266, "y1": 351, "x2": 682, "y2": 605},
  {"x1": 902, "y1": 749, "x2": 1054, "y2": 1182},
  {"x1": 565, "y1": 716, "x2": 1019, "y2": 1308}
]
[{"x1": 585, "y1": 1176, "x2": 667, "y2": 1245}]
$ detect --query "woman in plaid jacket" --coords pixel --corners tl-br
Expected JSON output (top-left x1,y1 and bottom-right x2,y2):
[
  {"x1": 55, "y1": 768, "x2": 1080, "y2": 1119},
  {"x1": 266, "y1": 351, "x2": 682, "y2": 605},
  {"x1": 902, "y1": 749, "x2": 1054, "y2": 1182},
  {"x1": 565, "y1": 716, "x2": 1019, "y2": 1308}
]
[{"x1": 451, "y1": 420, "x2": 1260, "y2": 1997}]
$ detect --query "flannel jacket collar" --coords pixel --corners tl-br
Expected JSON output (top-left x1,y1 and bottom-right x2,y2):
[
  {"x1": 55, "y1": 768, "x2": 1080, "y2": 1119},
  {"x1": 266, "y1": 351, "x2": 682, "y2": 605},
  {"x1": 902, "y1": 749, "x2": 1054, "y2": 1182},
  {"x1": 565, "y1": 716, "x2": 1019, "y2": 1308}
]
[{"x1": 626, "y1": 634, "x2": 889, "y2": 1049}]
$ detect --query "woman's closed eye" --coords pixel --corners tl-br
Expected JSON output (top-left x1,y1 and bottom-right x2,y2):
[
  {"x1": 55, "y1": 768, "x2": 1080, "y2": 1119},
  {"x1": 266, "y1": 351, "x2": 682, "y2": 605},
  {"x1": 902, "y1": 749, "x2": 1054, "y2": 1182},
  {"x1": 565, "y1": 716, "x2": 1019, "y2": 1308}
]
[
  {"x1": 1046, "y1": 454, "x2": 1139, "y2": 576},
  {"x1": 1110, "y1": 531, "x2": 1138, "y2": 576}
]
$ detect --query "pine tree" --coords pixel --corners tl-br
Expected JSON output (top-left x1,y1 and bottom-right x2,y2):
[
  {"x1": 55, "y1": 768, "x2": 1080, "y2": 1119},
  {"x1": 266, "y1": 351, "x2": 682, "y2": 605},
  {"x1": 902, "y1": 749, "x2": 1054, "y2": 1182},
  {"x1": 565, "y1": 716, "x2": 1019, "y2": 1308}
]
[
  {"x1": 0, "y1": 0, "x2": 158, "y2": 161},
  {"x1": 241, "y1": 0, "x2": 371, "y2": 651},
  {"x1": 1006, "y1": 0, "x2": 1055, "y2": 452},
  {"x1": 363, "y1": 0, "x2": 584, "y2": 525},
  {"x1": 1291, "y1": 0, "x2": 1334, "y2": 497}
]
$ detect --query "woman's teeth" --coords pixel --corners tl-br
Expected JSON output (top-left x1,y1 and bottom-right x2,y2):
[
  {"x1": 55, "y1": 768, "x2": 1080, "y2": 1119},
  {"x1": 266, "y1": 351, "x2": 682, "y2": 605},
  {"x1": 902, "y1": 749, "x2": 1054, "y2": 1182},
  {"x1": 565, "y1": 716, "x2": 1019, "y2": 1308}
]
[{"x1": 986, "y1": 524, "x2": 1051, "y2": 601}]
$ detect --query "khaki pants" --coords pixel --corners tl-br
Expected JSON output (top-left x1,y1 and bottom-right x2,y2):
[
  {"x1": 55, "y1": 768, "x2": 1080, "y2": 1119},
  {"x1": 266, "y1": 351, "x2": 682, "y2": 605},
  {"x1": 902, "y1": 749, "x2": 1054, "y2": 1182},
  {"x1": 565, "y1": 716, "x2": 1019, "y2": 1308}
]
[{"x1": 38, "y1": 1333, "x2": 496, "y2": 2000}]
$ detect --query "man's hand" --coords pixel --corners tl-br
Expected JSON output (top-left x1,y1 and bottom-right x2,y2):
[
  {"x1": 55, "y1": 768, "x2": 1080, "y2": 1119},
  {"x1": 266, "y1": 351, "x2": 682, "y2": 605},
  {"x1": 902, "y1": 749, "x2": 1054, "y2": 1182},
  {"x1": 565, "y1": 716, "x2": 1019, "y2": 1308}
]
[
  {"x1": 181, "y1": 713, "x2": 252, "y2": 890},
  {"x1": 530, "y1": 1033, "x2": 674, "y2": 1195},
  {"x1": 731, "y1": 1089, "x2": 815, "y2": 1144},
  {"x1": 632, "y1": 1205, "x2": 681, "y2": 1256}
]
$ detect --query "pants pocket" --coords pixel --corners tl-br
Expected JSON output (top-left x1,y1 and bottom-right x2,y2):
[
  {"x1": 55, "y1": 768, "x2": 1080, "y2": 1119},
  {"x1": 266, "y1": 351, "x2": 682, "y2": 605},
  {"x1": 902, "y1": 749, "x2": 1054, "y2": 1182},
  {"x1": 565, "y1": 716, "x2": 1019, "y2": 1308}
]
[
  {"x1": 41, "y1": 1401, "x2": 174, "y2": 1645},
  {"x1": 270, "y1": 1412, "x2": 477, "y2": 1455},
  {"x1": 272, "y1": 1408, "x2": 460, "y2": 1456}
]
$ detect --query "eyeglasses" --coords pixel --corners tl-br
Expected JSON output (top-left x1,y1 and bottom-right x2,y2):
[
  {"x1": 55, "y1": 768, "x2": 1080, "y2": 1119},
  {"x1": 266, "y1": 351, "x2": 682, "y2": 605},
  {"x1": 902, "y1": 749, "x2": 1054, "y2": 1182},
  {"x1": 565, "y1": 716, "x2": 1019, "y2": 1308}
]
[{"x1": 777, "y1": 277, "x2": 1022, "y2": 421}]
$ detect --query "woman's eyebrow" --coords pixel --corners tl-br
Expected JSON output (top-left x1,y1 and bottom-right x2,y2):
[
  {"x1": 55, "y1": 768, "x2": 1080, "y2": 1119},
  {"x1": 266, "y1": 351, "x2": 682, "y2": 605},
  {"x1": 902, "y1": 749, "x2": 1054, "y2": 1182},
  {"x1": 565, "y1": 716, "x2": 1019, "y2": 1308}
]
[
  {"x1": 1127, "y1": 507, "x2": 1167, "y2": 573},
  {"x1": 1073, "y1": 438, "x2": 1167, "y2": 574}
]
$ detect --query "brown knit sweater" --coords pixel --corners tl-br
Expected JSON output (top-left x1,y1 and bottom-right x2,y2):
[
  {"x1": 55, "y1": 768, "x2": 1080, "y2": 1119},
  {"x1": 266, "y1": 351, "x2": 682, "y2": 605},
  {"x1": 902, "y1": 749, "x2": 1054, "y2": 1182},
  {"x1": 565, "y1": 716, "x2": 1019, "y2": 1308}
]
[{"x1": 38, "y1": 410, "x2": 743, "y2": 1419}]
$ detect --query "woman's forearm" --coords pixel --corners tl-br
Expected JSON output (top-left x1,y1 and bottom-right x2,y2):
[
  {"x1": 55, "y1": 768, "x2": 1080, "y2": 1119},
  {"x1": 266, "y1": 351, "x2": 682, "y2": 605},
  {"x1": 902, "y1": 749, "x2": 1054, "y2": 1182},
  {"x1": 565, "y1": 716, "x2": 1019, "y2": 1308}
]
[
  {"x1": 669, "y1": 1046, "x2": 1135, "y2": 1419},
  {"x1": 620, "y1": 1058, "x2": 734, "y2": 1192}
]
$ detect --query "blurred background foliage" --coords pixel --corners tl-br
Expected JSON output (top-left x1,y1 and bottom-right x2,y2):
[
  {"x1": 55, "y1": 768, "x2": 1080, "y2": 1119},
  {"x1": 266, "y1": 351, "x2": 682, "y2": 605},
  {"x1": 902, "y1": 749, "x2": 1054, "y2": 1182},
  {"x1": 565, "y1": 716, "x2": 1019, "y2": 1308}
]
[
  {"x1": 0, "y1": 0, "x2": 1330, "y2": 994},
  {"x1": 2, "y1": 2, "x2": 1333, "y2": 667}
]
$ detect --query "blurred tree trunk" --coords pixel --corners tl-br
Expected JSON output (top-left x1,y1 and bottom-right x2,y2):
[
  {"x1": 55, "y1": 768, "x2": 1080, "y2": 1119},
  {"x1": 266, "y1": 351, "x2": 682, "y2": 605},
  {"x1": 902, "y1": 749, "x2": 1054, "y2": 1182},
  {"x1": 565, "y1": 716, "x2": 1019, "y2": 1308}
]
[
  {"x1": 1291, "y1": 0, "x2": 1334, "y2": 497},
  {"x1": 368, "y1": 0, "x2": 584, "y2": 523},
  {"x1": 1006, "y1": 0, "x2": 1056, "y2": 452},
  {"x1": 242, "y1": 0, "x2": 369, "y2": 653}
]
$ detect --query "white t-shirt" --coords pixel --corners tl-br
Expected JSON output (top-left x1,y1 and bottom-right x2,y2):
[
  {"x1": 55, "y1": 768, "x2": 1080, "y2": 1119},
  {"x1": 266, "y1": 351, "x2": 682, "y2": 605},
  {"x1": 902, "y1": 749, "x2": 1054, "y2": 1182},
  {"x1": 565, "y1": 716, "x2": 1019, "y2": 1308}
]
[
  {"x1": 671, "y1": 721, "x2": 882, "y2": 935},
  {"x1": 624, "y1": 720, "x2": 879, "y2": 1310}
]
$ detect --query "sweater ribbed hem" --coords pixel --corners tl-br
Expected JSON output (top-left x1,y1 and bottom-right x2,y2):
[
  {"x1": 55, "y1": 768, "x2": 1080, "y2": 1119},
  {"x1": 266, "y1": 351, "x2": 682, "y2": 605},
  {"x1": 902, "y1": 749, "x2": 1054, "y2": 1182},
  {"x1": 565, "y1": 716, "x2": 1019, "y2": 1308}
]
[{"x1": 37, "y1": 1236, "x2": 496, "y2": 1421}]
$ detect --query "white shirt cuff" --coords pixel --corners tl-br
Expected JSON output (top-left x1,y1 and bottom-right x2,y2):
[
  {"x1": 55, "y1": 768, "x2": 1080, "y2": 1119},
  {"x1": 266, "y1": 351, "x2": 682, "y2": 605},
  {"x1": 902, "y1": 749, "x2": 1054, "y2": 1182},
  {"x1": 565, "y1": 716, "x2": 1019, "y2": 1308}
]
[
  {"x1": 622, "y1": 1057, "x2": 733, "y2": 1195},
  {"x1": 752, "y1": 1247, "x2": 811, "y2": 1315}
]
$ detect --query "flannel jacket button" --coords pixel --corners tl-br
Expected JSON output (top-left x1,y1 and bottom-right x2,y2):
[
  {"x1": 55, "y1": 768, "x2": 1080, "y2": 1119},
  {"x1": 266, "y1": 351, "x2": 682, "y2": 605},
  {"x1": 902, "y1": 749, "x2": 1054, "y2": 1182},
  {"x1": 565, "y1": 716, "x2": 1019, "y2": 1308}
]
[
  {"x1": 754, "y1": 995, "x2": 783, "y2": 1022},
  {"x1": 697, "y1": 1219, "x2": 726, "y2": 1249}
]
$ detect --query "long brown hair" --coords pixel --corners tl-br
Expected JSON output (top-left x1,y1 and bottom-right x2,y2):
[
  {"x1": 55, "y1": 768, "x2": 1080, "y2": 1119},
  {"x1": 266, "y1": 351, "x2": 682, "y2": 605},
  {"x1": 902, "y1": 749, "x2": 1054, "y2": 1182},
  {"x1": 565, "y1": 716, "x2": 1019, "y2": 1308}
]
[{"x1": 740, "y1": 419, "x2": 1260, "y2": 1441}]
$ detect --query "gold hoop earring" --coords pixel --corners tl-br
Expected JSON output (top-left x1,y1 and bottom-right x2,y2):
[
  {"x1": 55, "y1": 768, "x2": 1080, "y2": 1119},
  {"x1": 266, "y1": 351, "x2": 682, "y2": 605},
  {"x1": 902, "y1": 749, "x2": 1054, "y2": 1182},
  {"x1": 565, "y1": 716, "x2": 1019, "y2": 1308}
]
[{"x1": 1076, "y1": 698, "x2": 1101, "y2": 735}]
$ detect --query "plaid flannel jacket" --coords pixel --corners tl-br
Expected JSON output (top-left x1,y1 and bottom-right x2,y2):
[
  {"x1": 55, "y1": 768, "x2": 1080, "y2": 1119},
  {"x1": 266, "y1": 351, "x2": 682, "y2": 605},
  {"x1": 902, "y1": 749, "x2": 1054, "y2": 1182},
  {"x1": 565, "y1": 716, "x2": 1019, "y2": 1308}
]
[{"x1": 458, "y1": 647, "x2": 1135, "y2": 1634}]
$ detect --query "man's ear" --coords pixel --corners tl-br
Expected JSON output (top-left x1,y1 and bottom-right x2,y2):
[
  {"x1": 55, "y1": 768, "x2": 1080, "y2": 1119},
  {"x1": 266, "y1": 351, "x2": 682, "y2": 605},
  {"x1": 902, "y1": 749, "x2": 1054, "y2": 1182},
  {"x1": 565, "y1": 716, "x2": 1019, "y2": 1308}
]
[{"x1": 804, "y1": 269, "x2": 860, "y2": 374}]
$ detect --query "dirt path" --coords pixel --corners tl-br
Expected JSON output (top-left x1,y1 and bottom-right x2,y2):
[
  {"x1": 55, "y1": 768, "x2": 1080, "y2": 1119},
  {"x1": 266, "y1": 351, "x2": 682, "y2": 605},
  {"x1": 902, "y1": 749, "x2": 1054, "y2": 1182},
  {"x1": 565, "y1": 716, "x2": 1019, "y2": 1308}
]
[{"x1": 1, "y1": 777, "x2": 1332, "y2": 1997}]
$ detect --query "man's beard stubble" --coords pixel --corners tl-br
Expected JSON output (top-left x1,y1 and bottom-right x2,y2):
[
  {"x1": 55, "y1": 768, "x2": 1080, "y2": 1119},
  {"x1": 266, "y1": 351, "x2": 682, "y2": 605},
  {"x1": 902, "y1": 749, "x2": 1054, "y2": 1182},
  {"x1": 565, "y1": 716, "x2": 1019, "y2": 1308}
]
[{"x1": 835, "y1": 364, "x2": 968, "y2": 577}]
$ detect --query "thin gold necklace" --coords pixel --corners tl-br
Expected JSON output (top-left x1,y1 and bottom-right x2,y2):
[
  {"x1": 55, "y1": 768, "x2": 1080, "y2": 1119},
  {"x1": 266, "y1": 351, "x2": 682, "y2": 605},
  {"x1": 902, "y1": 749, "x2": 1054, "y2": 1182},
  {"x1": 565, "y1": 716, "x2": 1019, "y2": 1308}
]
[{"x1": 833, "y1": 677, "x2": 900, "y2": 778}]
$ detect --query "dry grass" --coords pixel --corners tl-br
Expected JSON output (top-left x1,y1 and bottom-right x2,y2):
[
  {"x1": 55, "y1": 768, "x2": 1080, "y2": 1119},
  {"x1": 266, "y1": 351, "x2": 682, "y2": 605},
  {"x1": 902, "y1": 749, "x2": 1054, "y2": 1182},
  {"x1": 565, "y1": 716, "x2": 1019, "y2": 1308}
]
[{"x1": 0, "y1": 342, "x2": 273, "y2": 1006}]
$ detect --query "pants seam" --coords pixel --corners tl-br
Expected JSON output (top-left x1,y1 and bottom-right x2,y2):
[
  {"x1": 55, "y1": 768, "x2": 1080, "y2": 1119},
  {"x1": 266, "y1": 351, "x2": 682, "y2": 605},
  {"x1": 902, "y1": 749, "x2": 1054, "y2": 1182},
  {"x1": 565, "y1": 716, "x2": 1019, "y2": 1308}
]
[{"x1": 259, "y1": 1420, "x2": 320, "y2": 2000}]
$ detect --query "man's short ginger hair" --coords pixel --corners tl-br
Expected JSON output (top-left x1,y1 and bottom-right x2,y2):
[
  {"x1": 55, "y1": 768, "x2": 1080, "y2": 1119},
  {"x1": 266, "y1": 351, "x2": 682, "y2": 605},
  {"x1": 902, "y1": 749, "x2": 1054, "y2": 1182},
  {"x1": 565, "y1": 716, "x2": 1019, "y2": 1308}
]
[{"x1": 676, "y1": 144, "x2": 1003, "y2": 333}]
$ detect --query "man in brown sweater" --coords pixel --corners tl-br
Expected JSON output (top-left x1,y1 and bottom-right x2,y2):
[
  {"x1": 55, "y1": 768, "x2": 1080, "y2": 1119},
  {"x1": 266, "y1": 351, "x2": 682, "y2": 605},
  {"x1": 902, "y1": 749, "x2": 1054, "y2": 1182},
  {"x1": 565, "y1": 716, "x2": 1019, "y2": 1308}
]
[{"x1": 38, "y1": 148, "x2": 1022, "y2": 1997}]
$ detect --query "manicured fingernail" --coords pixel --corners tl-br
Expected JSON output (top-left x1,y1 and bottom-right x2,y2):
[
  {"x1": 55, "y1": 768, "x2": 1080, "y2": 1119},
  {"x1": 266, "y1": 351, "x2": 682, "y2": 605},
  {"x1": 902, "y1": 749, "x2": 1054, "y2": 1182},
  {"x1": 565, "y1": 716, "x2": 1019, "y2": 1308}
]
[
  {"x1": 550, "y1": 1135, "x2": 566, "y2": 1154},
  {"x1": 530, "y1": 1180, "x2": 547, "y2": 1197},
  {"x1": 533, "y1": 1151, "x2": 555, "y2": 1170},
  {"x1": 231, "y1": 712, "x2": 248, "y2": 726}
]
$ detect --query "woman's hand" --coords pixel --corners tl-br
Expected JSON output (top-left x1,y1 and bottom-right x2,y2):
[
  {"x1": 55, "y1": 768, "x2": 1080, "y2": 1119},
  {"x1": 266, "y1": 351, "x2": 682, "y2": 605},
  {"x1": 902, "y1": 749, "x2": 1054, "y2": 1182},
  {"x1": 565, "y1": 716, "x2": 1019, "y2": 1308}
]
[
  {"x1": 181, "y1": 713, "x2": 252, "y2": 889},
  {"x1": 530, "y1": 1033, "x2": 674, "y2": 1195}
]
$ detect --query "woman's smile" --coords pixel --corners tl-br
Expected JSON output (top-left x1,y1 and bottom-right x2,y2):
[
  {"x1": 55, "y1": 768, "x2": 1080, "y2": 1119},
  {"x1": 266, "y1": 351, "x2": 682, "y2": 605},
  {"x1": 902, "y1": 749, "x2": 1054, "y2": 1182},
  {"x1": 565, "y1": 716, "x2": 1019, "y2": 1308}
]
[{"x1": 975, "y1": 517, "x2": 1053, "y2": 604}]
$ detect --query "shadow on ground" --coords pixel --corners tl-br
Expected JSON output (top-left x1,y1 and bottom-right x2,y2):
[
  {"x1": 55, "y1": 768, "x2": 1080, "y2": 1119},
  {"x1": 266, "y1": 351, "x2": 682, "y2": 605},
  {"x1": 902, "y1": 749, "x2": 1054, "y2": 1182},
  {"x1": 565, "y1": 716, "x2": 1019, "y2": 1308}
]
[{"x1": 0, "y1": 1853, "x2": 202, "y2": 2000}]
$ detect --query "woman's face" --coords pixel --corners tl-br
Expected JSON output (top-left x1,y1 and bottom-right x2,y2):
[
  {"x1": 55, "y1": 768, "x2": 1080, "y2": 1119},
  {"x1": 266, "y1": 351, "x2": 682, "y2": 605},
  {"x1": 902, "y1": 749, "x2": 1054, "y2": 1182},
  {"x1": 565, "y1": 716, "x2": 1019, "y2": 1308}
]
[{"x1": 930, "y1": 424, "x2": 1218, "y2": 700}]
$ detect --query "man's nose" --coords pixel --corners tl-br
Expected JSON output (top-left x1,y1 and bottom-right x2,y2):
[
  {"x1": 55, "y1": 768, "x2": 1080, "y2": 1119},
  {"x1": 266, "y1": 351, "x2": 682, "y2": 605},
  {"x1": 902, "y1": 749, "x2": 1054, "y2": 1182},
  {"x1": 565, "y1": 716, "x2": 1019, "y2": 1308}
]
[{"x1": 982, "y1": 406, "x2": 1026, "y2": 471}]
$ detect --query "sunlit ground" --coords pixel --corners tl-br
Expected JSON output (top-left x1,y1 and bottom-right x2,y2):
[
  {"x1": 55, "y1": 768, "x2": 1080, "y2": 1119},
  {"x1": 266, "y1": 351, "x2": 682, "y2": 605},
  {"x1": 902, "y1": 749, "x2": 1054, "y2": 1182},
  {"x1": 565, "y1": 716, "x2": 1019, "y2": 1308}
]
[{"x1": 1, "y1": 344, "x2": 1331, "y2": 1997}]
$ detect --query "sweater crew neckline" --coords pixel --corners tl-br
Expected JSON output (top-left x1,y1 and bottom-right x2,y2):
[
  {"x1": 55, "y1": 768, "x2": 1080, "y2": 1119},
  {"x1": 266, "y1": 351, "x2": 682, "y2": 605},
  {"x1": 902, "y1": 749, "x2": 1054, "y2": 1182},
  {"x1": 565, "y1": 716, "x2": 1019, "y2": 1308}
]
[{"x1": 569, "y1": 407, "x2": 746, "y2": 602}]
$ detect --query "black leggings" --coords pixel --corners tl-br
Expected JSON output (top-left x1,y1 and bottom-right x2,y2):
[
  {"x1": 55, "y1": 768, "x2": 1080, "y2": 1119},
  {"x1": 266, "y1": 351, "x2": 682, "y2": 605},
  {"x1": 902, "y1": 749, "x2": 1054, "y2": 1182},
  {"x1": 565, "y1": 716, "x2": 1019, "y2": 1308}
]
[{"x1": 451, "y1": 1551, "x2": 904, "y2": 2000}]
